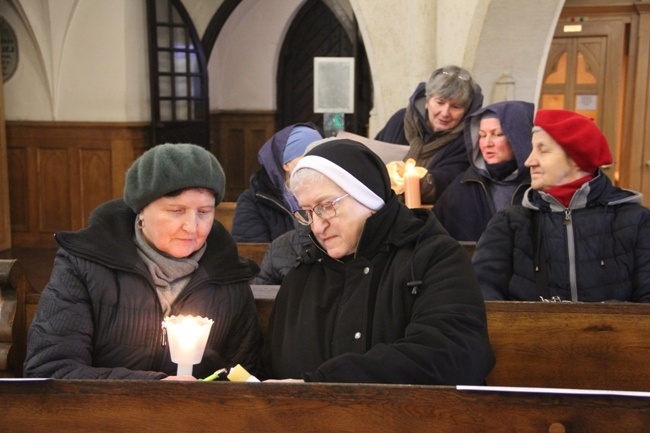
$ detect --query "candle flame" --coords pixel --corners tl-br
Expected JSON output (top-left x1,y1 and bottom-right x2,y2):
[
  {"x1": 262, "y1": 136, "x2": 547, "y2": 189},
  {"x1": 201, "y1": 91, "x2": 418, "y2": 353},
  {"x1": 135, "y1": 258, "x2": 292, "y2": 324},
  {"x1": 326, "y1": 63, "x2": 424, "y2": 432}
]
[{"x1": 404, "y1": 158, "x2": 427, "y2": 178}]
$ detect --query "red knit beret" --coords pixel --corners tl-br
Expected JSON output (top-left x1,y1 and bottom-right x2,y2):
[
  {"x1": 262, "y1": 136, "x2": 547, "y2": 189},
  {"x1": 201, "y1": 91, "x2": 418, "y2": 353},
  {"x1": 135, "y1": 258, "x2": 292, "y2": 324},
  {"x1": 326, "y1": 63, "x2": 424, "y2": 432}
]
[{"x1": 534, "y1": 109, "x2": 612, "y2": 172}]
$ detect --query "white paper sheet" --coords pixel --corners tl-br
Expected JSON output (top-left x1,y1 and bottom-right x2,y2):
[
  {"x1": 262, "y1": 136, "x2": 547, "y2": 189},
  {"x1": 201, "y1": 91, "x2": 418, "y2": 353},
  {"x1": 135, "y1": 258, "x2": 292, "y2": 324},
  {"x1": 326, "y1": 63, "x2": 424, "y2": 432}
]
[
  {"x1": 336, "y1": 131, "x2": 409, "y2": 163},
  {"x1": 457, "y1": 385, "x2": 650, "y2": 398}
]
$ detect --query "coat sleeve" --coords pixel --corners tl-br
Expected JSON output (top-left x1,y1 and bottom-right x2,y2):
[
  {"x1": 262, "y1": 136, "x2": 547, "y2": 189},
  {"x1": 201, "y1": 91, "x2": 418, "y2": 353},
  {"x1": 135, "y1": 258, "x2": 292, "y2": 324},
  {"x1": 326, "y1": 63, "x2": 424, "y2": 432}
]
[
  {"x1": 421, "y1": 135, "x2": 470, "y2": 204},
  {"x1": 23, "y1": 252, "x2": 165, "y2": 379},
  {"x1": 374, "y1": 108, "x2": 408, "y2": 144},
  {"x1": 472, "y1": 210, "x2": 517, "y2": 300},
  {"x1": 252, "y1": 230, "x2": 302, "y2": 285},
  {"x1": 231, "y1": 189, "x2": 273, "y2": 242},
  {"x1": 221, "y1": 283, "x2": 263, "y2": 375},
  {"x1": 305, "y1": 238, "x2": 495, "y2": 385},
  {"x1": 632, "y1": 207, "x2": 650, "y2": 302}
]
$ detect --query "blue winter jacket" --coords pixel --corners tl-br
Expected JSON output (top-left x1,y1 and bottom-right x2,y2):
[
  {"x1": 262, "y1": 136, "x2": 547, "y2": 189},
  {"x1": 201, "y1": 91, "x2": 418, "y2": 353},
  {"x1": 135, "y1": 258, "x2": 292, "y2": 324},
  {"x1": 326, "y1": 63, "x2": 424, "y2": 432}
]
[
  {"x1": 434, "y1": 100, "x2": 534, "y2": 241},
  {"x1": 472, "y1": 173, "x2": 650, "y2": 302},
  {"x1": 232, "y1": 123, "x2": 321, "y2": 242}
]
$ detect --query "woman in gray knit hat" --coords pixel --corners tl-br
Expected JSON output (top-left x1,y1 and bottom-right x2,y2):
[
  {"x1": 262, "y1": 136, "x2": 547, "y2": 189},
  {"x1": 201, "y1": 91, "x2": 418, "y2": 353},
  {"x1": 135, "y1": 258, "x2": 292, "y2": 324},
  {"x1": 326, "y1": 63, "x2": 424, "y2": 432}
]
[{"x1": 24, "y1": 143, "x2": 261, "y2": 380}]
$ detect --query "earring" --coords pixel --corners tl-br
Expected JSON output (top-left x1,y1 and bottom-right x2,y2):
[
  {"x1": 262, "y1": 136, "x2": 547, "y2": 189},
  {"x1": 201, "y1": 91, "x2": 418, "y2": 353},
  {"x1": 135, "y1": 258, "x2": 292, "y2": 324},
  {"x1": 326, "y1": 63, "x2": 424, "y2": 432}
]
[{"x1": 136, "y1": 218, "x2": 145, "y2": 229}]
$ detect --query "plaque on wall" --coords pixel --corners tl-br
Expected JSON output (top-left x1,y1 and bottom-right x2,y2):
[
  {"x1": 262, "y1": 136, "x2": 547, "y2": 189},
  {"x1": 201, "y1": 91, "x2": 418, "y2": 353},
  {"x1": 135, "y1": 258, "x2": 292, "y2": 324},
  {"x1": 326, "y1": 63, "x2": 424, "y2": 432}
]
[
  {"x1": 313, "y1": 57, "x2": 355, "y2": 113},
  {"x1": 1, "y1": 17, "x2": 18, "y2": 82}
]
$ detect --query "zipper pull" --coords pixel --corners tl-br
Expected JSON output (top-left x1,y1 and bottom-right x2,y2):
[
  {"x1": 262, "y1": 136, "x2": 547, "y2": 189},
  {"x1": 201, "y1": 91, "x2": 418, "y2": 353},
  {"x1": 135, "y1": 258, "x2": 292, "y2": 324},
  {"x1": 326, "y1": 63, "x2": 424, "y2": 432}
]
[
  {"x1": 161, "y1": 321, "x2": 167, "y2": 346},
  {"x1": 563, "y1": 208, "x2": 572, "y2": 225}
]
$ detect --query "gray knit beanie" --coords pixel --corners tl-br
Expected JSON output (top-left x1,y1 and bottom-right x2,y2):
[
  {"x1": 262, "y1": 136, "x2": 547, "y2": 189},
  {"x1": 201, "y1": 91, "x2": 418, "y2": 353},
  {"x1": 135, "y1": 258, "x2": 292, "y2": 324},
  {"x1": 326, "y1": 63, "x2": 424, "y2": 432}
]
[{"x1": 124, "y1": 143, "x2": 226, "y2": 212}]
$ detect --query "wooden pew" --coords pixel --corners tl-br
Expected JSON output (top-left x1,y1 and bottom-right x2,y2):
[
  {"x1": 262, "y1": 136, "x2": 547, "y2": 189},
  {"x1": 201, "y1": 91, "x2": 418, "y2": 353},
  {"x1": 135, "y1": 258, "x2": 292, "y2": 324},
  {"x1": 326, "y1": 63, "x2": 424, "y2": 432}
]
[
  {"x1": 459, "y1": 240, "x2": 476, "y2": 257},
  {"x1": 214, "y1": 201, "x2": 237, "y2": 232},
  {"x1": 16, "y1": 272, "x2": 650, "y2": 392},
  {"x1": 1, "y1": 380, "x2": 649, "y2": 432},
  {"x1": 0, "y1": 259, "x2": 29, "y2": 377},
  {"x1": 484, "y1": 301, "x2": 650, "y2": 391},
  {"x1": 237, "y1": 242, "x2": 269, "y2": 266},
  {"x1": 251, "y1": 285, "x2": 650, "y2": 391}
]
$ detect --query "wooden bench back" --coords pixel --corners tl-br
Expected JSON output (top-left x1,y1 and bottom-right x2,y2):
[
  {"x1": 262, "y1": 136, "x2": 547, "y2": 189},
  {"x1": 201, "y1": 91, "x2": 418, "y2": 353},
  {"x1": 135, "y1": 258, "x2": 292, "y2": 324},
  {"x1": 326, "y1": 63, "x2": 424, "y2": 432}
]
[
  {"x1": 214, "y1": 201, "x2": 237, "y2": 232},
  {"x1": 2, "y1": 380, "x2": 648, "y2": 432},
  {"x1": 0, "y1": 259, "x2": 28, "y2": 377},
  {"x1": 9, "y1": 261, "x2": 650, "y2": 391},
  {"x1": 459, "y1": 241, "x2": 476, "y2": 257},
  {"x1": 484, "y1": 301, "x2": 650, "y2": 390},
  {"x1": 237, "y1": 242, "x2": 269, "y2": 266},
  {"x1": 251, "y1": 286, "x2": 650, "y2": 391}
]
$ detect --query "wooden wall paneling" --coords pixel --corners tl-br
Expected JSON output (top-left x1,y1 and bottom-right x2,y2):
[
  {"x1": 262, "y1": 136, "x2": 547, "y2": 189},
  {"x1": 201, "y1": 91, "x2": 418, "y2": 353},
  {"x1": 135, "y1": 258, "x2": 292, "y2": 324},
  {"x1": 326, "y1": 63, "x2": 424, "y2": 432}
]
[
  {"x1": 6, "y1": 122, "x2": 149, "y2": 248},
  {"x1": 210, "y1": 111, "x2": 276, "y2": 201},
  {"x1": 79, "y1": 149, "x2": 112, "y2": 228},
  {"x1": 37, "y1": 147, "x2": 72, "y2": 233},
  {"x1": 110, "y1": 130, "x2": 149, "y2": 201}
]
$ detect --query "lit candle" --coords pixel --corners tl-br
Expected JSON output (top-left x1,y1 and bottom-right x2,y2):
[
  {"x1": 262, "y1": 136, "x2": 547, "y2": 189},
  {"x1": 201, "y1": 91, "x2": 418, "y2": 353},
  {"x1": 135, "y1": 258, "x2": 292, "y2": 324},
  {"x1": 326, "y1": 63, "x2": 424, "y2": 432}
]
[
  {"x1": 403, "y1": 158, "x2": 426, "y2": 208},
  {"x1": 163, "y1": 315, "x2": 214, "y2": 376}
]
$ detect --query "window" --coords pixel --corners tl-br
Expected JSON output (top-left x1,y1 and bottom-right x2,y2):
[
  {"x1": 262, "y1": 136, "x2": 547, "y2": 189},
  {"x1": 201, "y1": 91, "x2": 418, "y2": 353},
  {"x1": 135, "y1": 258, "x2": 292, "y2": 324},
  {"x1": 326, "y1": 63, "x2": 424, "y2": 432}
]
[{"x1": 146, "y1": 0, "x2": 209, "y2": 148}]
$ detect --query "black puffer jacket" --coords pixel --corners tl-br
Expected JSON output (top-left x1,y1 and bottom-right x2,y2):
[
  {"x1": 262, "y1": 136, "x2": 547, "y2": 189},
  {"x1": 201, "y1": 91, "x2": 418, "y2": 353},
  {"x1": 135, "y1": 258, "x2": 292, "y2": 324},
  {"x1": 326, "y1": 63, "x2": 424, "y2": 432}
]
[
  {"x1": 473, "y1": 173, "x2": 650, "y2": 302},
  {"x1": 263, "y1": 197, "x2": 495, "y2": 384},
  {"x1": 24, "y1": 199, "x2": 261, "y2": 379},
  {"x1": 232, "y1": 169, "x2": 295, "y2": 242},
  {"x1": 252, "y1": 223, "x2": 312, "y2": 285}
]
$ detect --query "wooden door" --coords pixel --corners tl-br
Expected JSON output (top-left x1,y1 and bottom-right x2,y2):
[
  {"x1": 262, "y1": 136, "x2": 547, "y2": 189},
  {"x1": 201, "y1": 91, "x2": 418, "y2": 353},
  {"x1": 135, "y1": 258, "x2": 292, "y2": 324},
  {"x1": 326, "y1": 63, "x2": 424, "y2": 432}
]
[
  {"x1": 277, "y1": 0, "x2": 372, "y2": 137},
  {"x1": 627, "y1": 7, "x2": 650, "y2": 207},
  {"x1": 0, "y1": 73, "x2": 11, "y2": 250},
  {"x1": 539, "y1": 18, "x2": 627, "y2": 183}
]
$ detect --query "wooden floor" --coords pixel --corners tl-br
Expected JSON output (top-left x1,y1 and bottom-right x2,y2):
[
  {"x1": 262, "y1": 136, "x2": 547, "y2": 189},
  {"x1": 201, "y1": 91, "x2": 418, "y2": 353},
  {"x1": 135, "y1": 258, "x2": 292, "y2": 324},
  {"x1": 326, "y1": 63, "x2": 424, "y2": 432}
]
[{"x1": 0, "y1": 247, "x2": 57, "y2": 293}]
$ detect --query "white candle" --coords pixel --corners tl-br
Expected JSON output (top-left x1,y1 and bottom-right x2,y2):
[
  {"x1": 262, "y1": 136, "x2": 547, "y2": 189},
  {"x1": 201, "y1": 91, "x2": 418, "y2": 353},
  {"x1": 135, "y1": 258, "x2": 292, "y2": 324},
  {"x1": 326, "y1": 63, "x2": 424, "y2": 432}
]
[{"x1": 163, "y1": 315, "x2": 214, "y2": 376}]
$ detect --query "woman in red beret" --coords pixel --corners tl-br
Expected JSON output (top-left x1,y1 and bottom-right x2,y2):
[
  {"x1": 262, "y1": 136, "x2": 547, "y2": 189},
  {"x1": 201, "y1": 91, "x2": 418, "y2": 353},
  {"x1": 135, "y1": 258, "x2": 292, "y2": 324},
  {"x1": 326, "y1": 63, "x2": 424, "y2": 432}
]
[{"x1": 472, "y1": 109, "x2": 650, "y2": 302}]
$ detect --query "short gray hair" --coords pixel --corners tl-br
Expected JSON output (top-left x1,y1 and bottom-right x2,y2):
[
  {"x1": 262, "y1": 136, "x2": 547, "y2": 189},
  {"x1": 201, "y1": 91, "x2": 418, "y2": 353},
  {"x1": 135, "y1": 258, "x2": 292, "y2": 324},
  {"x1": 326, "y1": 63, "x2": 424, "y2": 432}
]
[{"x1": 425, "y1": 65, "x2": 476, "y2": 112}]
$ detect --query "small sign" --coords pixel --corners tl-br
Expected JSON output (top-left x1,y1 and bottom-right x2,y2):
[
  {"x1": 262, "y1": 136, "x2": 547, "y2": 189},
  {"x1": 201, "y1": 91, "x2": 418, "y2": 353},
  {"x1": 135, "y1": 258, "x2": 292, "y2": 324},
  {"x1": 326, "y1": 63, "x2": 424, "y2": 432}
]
[
  {"x1": 1, "y1": 17, "x2": 18, "y2": 81},
  {"x1": 314, "y1": 57, "x2": 355, "y2": 113},
  {"x1": 576, "y1": 94, "x2": 597, "y2": 111},
  {"x1": 563, "y1": 24, "x2": 582, "y2": 33}
]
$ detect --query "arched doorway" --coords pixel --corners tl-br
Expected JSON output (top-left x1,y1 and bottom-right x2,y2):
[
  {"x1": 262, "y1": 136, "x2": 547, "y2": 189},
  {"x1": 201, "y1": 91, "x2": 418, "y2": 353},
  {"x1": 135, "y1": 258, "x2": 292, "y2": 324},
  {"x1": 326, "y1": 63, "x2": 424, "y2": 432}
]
[
  {"x1": 277, "y1": 0, "x2": 372, "y2": 136},
  {"x1": 204, "y1": 0, "x2": 373, "y2": 200}
]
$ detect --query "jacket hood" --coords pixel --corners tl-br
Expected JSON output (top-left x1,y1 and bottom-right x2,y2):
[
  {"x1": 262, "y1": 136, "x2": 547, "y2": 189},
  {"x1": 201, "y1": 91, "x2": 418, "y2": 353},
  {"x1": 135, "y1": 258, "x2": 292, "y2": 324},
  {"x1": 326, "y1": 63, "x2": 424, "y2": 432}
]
[
  {"x1": 257, "y1": 123, "x2": 321, "y2": 191},
  {"x1": 408, "y1": 81, "x2": 484, "y2": 139},
  {"x1": 464, "y1": 100, "x2": 534, "y2": 180},
  {"x1": 523, "y1": 170, "x2": 643, "y2": 211},
  {"x1": 55, "y1": 199, "x2": 258, "y2": 283}
]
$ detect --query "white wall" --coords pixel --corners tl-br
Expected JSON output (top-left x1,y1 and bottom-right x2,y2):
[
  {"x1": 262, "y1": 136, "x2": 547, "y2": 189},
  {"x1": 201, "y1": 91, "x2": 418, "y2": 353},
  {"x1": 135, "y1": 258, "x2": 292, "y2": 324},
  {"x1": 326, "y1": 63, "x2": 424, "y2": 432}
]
[
  {"x1": 2, "y1": 0, "x2": 563, "y2": 129},
  {"x1": 471, "y1": 0, "x2": 564, "y2": 106},
  {"x1": 3, "y1": 0, "x2": 149, "y2": 122},
  {"x1": 352, "y1": 0, "x2": 437, "y2": 137},
  {"x1": 208, "y1": 0, "x2": 305, "y2": 111},
  {"x1": 181, "y1": 0, "x2": 225, "y2": 38}
]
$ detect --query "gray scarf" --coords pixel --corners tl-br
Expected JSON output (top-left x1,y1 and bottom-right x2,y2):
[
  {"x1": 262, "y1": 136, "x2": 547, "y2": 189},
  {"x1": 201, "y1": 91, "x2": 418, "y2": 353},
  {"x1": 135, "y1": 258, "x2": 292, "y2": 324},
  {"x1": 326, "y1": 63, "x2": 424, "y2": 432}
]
[
  {"x1": 134, "y1": 221, "x2": 206, "y2": 315},
  {"x1": 403, "y1": 99, "x2": 464, "y2": 166}
]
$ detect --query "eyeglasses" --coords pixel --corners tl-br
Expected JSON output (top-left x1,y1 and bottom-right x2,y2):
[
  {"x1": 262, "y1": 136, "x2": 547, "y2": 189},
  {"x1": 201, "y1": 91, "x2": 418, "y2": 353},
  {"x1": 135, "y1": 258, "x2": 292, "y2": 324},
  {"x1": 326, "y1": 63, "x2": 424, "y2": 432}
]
[
  {"x1": 293, "y1": 194, "x2": 349, "y2": 226},
  {"x1": 441, "y1": 69, "x2": 471, "y2": 81}
]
